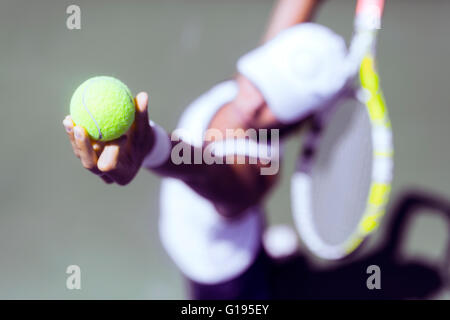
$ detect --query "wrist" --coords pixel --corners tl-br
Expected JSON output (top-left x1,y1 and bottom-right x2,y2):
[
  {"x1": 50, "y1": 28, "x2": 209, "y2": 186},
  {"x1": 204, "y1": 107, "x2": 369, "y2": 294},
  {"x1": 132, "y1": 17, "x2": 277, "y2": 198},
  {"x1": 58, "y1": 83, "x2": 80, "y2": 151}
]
[
  {"x1": 142, "y1": 121, "x2": 171, "y2": 169},
  {"x1": 235, "y1": 75, "x2": 265, "y2": 108},
  {"x1": 232, "y1": 75, "x2": 266, "y2": 126}
]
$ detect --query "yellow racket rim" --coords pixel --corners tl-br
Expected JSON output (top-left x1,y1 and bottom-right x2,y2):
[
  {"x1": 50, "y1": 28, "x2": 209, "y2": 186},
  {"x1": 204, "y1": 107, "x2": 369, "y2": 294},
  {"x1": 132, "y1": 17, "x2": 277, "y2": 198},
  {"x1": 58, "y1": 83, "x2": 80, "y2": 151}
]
[
  {"x1": 343, "y1": 54, "x2": 394, "y2": 255},
  {"x1": 291, "y1": 54, "x2": 394, "y2": 260}
]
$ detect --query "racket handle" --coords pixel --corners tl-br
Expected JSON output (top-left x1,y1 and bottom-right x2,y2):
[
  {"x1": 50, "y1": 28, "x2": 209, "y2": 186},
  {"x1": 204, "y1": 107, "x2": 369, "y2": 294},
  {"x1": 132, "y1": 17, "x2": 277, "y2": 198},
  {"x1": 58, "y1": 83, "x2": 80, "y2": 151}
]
[{"x1": 355, "y1": 0, "x2": 385, "y2": 30}]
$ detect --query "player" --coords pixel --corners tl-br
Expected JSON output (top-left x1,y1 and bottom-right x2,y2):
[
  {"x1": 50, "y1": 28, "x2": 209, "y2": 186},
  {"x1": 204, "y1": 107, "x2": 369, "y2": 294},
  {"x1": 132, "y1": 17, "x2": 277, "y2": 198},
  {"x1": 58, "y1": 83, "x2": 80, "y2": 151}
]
[{"x1": 63, "y1": 0, "x2": 349, "y2": 298}]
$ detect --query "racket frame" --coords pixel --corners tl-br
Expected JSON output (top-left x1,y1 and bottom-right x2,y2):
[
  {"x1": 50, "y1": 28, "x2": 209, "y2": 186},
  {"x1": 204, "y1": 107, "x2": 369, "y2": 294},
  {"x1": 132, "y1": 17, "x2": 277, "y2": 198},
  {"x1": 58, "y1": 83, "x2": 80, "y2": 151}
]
[{"x1": 291, "y1": 0, "x2": 393, "y2": 259}]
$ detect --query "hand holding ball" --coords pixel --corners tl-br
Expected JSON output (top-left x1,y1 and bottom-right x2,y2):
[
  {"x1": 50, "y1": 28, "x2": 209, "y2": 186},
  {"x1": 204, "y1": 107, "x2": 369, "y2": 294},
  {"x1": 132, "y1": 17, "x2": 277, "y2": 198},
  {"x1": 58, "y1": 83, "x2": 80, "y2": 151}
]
[
  {"x1": 65, "y1": 78, "x2": 158, "y2": 186},
  {"x1": 70, "y1": 76, "x2": 135, "y2": 141}
]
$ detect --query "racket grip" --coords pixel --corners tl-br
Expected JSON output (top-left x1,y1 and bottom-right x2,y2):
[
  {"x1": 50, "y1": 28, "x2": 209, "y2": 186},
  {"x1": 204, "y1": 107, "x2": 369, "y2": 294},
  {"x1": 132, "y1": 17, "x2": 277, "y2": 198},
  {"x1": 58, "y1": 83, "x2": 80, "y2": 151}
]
[
  {"x1": 356, "y1": 0, "x2": 385, "y2": 14},
  {"x1": 355, "y1": 0, "x2": 385, "y2": 30}
]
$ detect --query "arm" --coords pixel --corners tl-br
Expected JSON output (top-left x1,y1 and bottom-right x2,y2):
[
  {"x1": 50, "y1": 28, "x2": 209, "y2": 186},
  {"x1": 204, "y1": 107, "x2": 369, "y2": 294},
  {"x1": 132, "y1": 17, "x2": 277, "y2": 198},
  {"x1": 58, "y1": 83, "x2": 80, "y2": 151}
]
[
  {"x1": 199, "y1": 0, "x2": 324, "y2": 215},
  {"x1": 62, "y1": 0, "x2": 321, "y2": 217},
  {"x1": 263, "y1": 0, "x2": 322, "y2": 42},
  {"x1": 233, "y1": 0, "x2": 323, "y2": 131},
  {"x1": 63, "y1": 92, "x2": 276, "y2": 218}
]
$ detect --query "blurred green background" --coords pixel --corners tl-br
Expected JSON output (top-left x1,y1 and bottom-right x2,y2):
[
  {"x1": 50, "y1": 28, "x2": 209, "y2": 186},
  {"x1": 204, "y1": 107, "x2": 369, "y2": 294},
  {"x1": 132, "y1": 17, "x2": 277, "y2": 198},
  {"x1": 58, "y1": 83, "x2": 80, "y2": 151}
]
[{"x1": 0, "y1": 0, "x2": 449, "y2": 299}]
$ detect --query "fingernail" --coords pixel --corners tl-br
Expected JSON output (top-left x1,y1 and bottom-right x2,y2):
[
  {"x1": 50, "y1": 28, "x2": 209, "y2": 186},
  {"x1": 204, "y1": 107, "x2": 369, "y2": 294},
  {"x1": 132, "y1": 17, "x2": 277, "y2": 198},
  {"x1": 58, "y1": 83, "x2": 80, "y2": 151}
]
[
  {"x1": 63, "y1": 119, "x2": 72, "y2": 132},
  {"x1": 93, "y1": 143, "x2": 101, "y2": 152},
  {"x1": 74, "y1": 127, "x2": 83, "y2": 139},
  {"x1": 137, "y1": 92, "x2": 147, "y2": 109}
]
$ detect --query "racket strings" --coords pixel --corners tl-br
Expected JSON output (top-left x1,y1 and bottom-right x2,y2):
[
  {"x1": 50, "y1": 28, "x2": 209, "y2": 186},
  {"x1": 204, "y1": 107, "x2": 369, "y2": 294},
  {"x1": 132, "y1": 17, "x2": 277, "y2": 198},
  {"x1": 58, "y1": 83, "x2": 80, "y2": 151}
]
[{"x1": 311, "y1": 100, "x2": 372, "y2": 245}]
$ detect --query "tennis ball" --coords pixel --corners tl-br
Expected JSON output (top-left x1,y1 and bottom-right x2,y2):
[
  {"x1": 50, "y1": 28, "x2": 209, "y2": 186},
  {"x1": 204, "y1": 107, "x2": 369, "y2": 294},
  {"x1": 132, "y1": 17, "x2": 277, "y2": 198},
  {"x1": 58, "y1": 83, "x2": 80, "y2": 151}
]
[{"x1": 70, "y1": 76, "x2": 135, "y2": 141}]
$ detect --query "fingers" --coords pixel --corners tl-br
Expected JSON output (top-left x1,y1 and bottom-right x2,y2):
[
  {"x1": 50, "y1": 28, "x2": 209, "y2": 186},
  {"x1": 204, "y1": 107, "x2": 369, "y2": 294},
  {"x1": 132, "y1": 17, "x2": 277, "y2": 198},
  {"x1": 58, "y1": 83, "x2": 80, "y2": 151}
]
[
  {"x1": 65, "y1": 95, "x2": 145, "y2": 185},
  {"x1": 73, "y1": 126, "x2": 98, "y2": 170},
  {"x1": 134, "y1": 92, "x2": 150, "y2": 142},
  {"x1": 63, "y1": 115, "x2": 103, "y2": 163},
  {"x1": 63, "y1": 116, "x2": 117, "y2": 185},
  {"x1": 63, "y1": 116, "x2": 79, "y2": 158},
  {"x1": 73, "y1": 127, "x2": 114, "y2": 184},
  {"x1": 92, "y1": 141, "x2": 106, "y2": 157},
  {"x1": 97, "y1": 144, "x2": 120, "y2": 172},
  {"x1": 97, "y1": 137, "x2": 134, "y2": 185},
  {"x1": 97, "y1": 137, "x2": 127, "y2": 173}
]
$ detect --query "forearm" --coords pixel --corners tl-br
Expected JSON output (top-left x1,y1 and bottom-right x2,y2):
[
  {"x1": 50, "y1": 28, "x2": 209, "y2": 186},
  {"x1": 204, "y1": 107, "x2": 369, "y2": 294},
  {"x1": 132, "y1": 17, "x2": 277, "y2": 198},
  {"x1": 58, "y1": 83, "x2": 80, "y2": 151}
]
[
  {"x1": 148, "y1": 0, "x2": 322, "y2": 185},
  {"x1": 142, "y1": 121, "x2": 278, "y2": 217},
  {"x1": 144, "y1": 128, "x2": 275, "y2": 191},
  {"x1": 147, "y1": 139, "x2": 211, "y2": 181},
  {"x1": 263, "y1": 0, "x2": 321, "y2": 42}
]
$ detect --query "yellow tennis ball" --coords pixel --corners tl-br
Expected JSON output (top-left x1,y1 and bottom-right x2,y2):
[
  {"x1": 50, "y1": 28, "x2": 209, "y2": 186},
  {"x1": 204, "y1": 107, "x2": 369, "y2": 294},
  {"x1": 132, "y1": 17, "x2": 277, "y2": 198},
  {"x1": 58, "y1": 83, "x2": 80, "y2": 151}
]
[{"x1": 70, "y1": 76, "x2": 135, "y2": 141}]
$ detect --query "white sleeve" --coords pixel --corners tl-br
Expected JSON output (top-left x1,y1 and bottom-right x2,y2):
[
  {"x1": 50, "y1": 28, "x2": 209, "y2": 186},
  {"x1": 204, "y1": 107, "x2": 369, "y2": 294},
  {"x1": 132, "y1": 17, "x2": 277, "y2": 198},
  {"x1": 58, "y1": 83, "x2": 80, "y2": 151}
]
[
  {"x1": 142, "y1": 121, "x2": 171, "y2": 169},
  {"x1": 237, "y1": 23, "x2": 348, "y2": 124},
  {"x1": 158, "y1": 81, "x2": 265, "y2": 284},
  {"x1": 160, "y1": 179, "x2": 264, "y2": 285}
]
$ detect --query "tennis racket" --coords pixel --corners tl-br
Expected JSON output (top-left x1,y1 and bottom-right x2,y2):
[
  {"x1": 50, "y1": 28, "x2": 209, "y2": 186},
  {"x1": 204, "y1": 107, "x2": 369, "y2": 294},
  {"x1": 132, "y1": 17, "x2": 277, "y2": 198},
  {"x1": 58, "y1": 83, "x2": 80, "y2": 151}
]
[{"x1": 291, "y1": 0, "x2": 393, "y2": 259}]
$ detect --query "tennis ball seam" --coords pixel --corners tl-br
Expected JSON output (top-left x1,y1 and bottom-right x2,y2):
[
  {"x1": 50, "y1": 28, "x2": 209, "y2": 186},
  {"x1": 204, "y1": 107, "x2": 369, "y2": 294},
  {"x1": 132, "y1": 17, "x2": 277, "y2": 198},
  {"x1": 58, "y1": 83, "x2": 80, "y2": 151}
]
[
  {"x1": 80, "y1": 77, "x2": 134, "y2": 140},
  {"x1": 82, "y1": 78, "x2": 104, "y2": 140},
  {"x1": 70, "y1": 76, "x2": 135, "y2": 141}
]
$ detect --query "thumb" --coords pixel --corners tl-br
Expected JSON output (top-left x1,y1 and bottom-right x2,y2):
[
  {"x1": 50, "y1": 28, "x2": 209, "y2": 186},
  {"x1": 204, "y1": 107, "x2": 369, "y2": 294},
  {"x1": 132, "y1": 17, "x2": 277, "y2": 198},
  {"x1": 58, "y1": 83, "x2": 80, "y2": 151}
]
[{"x1": 134, "y1": 92, "x2": 150, "y2": 138}]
